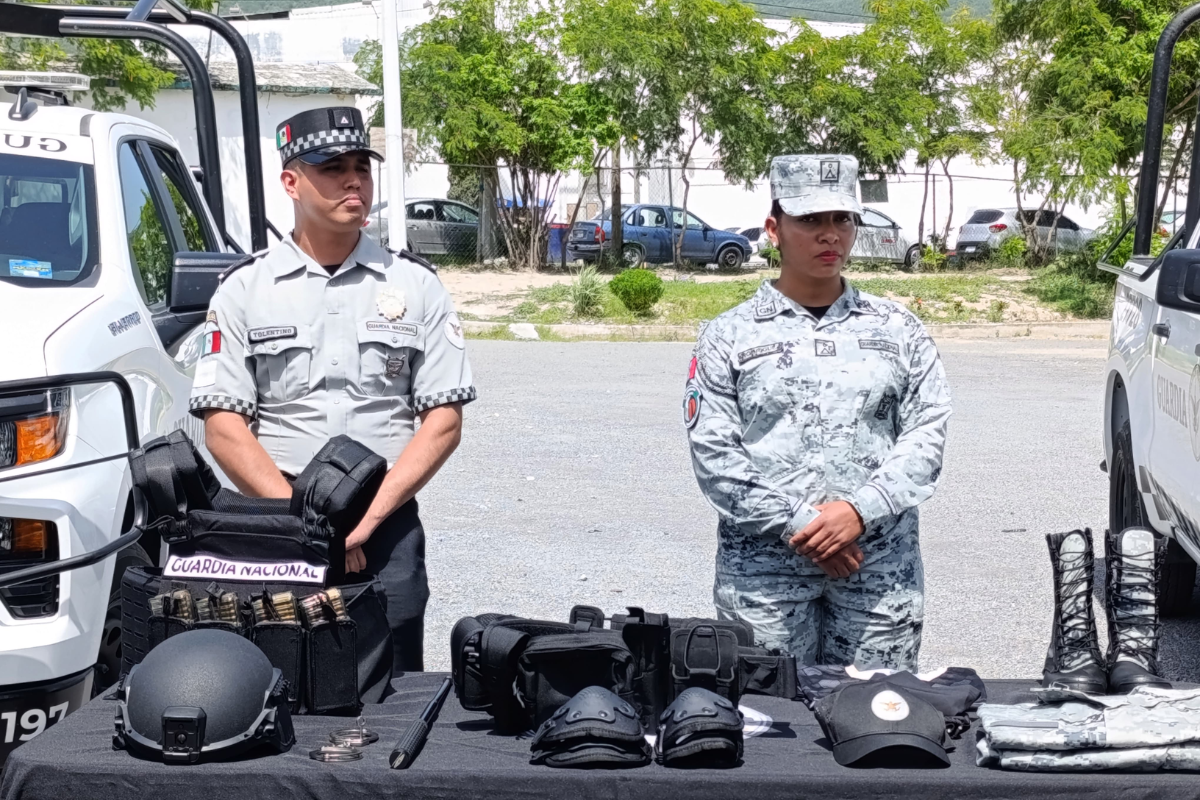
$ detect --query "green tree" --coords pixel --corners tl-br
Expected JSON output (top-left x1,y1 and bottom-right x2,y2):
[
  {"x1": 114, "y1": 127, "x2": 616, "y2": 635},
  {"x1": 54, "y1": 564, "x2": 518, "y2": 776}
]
[
  {"x1": 638, "y1": 0, "x2": 779, "y2": 265},
  {"x1": 991, "y1": 0, "x2": 1200, "y2": 262},
  {"x1": 858, "y1": 0, "x2": 993, "y2": 247},
  {"x1": 0, "y1": 0, "x2": 213, "y2": 112},
  {"x1": 357, "y1": 0, "x2": 610, "y2": 269}
]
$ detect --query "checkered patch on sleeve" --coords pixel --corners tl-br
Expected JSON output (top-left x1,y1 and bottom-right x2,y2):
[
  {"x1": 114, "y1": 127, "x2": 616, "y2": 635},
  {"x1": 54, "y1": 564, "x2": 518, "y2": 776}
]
[
  {"x1": 414, "y1": 386, "x2": 478, "y2": 413},
  {"x1": 189, "y1": 394, "x2": 258, "y2": 419}
]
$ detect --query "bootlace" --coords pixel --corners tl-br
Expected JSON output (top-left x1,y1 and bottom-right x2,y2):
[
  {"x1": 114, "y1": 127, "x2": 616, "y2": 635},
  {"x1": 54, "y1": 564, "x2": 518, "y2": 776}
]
[
  {"x1": 1057, "y1": 550, "x2": 1098, "y2": 668},
  {"x1": 1111, "y1": 548, "x2": 1161, "y2": 665}
]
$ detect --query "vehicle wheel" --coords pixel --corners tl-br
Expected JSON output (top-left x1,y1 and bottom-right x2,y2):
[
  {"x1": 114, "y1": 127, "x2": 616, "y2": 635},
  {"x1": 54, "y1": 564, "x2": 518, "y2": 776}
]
[
  {"x1": 622, "y1": 244, "x2": 645, "y2": 268},
  {"x1": 1110, "y1": 419, "x2": 1195, "y2": 616},
  {"x1": 717, "y1": 246, "x2": 744, "y2": 270},
  {"x1": 95, "y1": 543, "x2": 152, "y2": 694},
  {"x1": 902, "y1": 244, "x2": 921, "y2": 271}
]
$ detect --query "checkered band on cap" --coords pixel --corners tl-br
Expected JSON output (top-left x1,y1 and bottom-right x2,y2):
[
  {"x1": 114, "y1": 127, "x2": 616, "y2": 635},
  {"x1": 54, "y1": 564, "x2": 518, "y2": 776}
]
[{"x1": 280, "y1": 128, "x2": 369, "y2": 163}]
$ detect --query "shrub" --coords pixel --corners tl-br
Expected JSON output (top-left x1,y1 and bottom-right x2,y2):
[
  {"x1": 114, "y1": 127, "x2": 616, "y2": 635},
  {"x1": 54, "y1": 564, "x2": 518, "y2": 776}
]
[
  {"x1": 569, "y1": 265, "x2": 604, "y2": 316},
  {"x1": 760, "y1": 243, "x2": 781, "y2": 269},
  {"x1": 987, "y1": 299, "x2": 1008, "y2": 323},
  {"x1": 996, "y1": 235, "x2": 1027, "y2": 267},
  {"x1": 609, "y1": 268, "x2": 664, "y2": 314},
  {"x1": 918, "y1": 246, "x2": 947, "y2": 272}
]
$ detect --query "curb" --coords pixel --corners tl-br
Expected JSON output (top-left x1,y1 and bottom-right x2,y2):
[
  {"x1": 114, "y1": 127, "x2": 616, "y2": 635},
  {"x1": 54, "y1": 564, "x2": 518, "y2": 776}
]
[{"x1": 463, "y1": 320, "x2": 1109, "y2": 342}]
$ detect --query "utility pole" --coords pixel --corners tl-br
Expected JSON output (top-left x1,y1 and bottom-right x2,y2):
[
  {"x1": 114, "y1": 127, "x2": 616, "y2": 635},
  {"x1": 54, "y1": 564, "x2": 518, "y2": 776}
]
[{"x1": 382, "y1": 0, "x2": 407, "y2": 249}]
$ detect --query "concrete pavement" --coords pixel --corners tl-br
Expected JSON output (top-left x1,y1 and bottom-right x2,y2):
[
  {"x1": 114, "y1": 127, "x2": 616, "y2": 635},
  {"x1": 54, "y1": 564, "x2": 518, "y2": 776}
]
[{"x1": 417, "y1": 338, "x2": 1200, "y2": 680}]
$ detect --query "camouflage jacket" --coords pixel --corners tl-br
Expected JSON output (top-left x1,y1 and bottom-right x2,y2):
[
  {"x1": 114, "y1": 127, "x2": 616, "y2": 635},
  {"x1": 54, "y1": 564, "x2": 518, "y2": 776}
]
[{"x1": 685, "y1": 279, "x2": 952, "y2": 576}]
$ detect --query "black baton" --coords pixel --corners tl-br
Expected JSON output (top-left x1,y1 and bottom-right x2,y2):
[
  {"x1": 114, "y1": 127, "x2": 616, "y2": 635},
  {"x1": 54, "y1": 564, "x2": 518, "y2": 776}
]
[{"x1": 389, "y1": 677, "x2": 453, "y2": 769}]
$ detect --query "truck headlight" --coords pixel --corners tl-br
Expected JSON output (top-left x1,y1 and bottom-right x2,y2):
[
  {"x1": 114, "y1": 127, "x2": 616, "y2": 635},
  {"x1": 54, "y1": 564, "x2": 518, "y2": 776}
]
[
  {"x1": 0, "y1": 388, "x2": 70, "y2": 469},
  {"x1": 0, "y1": 518, "x2": 54, "y2": 559}
]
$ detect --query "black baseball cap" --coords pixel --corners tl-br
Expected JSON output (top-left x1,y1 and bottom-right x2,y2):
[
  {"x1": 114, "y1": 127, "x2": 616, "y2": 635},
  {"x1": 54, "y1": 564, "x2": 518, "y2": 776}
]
[
  {"x1": 276, "y1": 106, "x2": 383, "y2": 166},
  {"x1": 814, "y1": 683, "x2": 950, "y2": 767}
]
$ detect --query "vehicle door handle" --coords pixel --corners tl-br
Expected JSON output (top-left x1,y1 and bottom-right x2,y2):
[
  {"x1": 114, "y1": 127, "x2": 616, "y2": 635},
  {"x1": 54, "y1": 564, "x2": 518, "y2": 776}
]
[{"x1": 1152, "y1": 322, "x2": 1171, "y2": 339}]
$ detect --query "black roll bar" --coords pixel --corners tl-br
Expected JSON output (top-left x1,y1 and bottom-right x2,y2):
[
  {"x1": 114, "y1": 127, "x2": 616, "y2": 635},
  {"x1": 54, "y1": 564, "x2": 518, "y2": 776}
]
[
  {"x1": 1134, "y1": 2, "x2": 1200, "y2": 255},
  {"x1": 39, "y1": 4, "x2": 268, "y2": 251},
  {"x1": 1, "y1": 3, "x2": 228, "y2": 239},
  {"x1": 0, "y1": 372, "x2": 144, "y2": 589},
  {"x1": 57, "y1": 16, "x2": 225, "y2": 233},
  {"x1": 0, "y1": 530, "x2": 142, "y2": 589}
]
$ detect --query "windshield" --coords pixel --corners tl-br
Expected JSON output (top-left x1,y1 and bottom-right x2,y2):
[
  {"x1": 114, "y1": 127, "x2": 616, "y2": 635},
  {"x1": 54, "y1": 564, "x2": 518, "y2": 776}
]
[{"x1": 0, "y1": 154, "x2": 98, "y2": 286}]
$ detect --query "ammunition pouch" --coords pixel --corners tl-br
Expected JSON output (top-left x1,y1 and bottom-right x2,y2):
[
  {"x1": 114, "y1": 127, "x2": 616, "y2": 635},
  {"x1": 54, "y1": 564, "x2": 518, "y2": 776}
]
[
  {"x1": 655, "y1": 687, "x2": 744, "y2": 768},
  {"x1": 122, "y1": 567, "x2": 390, "y2": 715},
  {"x1": 529, "y1": 686, "x2": 651, "y2": 768},
  {"x1": 670, "y1": 623, "x2": 741, "y2": 705},
  {"x1": 518, "y1": 631, "x2": 637, "y2": 729}
]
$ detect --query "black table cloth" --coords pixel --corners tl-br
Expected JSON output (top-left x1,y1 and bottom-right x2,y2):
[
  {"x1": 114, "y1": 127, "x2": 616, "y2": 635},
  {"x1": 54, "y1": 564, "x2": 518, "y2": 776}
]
[{"x1": 5, "y1": 674, "x2": 1200, "y2": 800}]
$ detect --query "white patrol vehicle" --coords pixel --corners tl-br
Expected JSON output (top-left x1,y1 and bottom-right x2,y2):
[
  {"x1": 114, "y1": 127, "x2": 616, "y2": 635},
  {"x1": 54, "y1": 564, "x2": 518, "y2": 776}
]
[
  {"x1": 0, "y1": 0, "x2": 276, "y2": 767},
  {"x1": 1103, "y1": 2, "x2": 1200, "y2": 617}
]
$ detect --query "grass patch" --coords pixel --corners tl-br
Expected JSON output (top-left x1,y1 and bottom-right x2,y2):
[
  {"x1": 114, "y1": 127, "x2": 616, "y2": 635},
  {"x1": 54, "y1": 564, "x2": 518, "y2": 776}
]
[
  {"x1": 508, "y1": 278, "x2": 762, "y2": 326},
  {"x1": 465, "y1": 324, "x2": 516, "y2": 340},
  {"x1": 855, "y1": 275, "x2": 998, "y2": 303},
  {"x1": 1023, "y1": 268, "x2": 1114, "y2": 319}
]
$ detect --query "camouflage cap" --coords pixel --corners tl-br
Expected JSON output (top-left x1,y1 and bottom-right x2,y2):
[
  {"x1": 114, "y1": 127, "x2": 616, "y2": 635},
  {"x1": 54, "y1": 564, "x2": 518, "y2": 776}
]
[{"x1": 770, "y1": 154, "x2": 864, "y2": 217}]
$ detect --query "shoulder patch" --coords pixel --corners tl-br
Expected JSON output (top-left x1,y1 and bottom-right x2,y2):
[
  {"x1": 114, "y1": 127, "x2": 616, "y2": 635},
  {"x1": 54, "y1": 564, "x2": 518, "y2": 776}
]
[
  {"x1": 218, "y1": 249, "x2": 268, "y2": 284},
  {"x1": 390, "y1": 247, "x2": 437, "y2": 273}
]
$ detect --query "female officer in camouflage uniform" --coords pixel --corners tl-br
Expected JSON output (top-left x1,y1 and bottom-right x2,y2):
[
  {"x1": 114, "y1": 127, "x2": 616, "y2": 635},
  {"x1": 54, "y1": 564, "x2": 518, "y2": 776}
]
[{"x1": 684, "y1": 154, "x2": 951, "y2": 670}]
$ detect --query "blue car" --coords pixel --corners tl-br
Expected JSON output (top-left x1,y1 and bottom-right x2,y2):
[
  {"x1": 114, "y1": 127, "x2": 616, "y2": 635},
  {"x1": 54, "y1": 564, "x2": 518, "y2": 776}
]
[{"x1": 567, "y1": 205, "x2": 753, "y2": 269}]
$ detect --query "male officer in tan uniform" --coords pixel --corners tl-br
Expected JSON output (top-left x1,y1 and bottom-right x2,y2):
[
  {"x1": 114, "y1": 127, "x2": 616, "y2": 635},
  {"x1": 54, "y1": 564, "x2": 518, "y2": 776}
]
[{"x1": 189, "y1": 106, "x2": 475, "y2": 670}]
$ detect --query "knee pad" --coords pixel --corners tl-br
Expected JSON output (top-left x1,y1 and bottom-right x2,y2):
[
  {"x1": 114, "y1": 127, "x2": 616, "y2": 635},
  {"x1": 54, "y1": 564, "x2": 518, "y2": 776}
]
[
  {"x1": 529, "y1": 686, "x2": 651, "y2": 768},
  {"x1": 655, "y1": 687, "x2": 744, "y2": 767},
  {"x1": 289, "y1": 435, "x2": 387, "y2": 536}
]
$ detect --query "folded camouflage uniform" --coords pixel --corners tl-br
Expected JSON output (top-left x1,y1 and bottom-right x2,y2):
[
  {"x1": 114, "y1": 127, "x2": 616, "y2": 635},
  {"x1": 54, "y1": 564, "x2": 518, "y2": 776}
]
[{"x1": 977, "y1": 685, "x2": 1200, "y2": 771}]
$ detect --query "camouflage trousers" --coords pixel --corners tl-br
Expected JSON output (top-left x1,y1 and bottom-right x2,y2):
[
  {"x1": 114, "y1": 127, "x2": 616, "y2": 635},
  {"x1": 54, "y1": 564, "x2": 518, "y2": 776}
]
[{"x1": 713, "y1": 537, "x2": 924, "y2": 670}]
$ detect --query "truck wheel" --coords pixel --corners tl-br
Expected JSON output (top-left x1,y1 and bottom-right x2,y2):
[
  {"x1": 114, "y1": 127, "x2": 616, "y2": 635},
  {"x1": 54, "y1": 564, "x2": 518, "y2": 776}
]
[
  {"x1": 1110, "y1": 420, "x2": 1195, "y2": 616},
  {"x1": 95, "y1": 543, "x2": 152, "y2": 693}
]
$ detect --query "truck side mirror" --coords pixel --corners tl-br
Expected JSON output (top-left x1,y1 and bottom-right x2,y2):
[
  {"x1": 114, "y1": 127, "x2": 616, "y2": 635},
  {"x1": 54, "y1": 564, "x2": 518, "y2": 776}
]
[
  {"x1": 1156, "y1": 248, "x2": 1200, "y2": 313},
  {"x1": 168, "y1": 251, "x2": 242, "y2": 314}
]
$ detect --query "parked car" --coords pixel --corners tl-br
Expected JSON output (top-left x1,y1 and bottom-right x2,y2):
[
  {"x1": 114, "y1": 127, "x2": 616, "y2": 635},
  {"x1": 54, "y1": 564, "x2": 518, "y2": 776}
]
[
  {"x1": 567, "y1": 205, "x2": 753, "y2": 269},
  {"x1": 737, "y1": 209, "x2": 919, "y2": 269},
  {"x1": 854, "y1": 208, "x2": 921, "y2": 269},
  {"x1": 956, "y1": 208, "x2": 1096, "y2": 260},
  {"x1": 364, "y1": 198, "x2": 481, "y2": 258}
]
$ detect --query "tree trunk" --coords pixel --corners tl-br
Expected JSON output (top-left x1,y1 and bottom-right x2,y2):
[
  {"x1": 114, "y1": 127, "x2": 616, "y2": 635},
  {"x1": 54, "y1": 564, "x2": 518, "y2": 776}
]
[
  {"x1": 561, "y1": 151, "x2": 605, "y2": 270},
  {"x1": 478, "y1": 167, "x2": 500, "y2": 264},
  {"x1": 610, "y1": 141, "x2": 623, "y2": 267},
  {"x1": 674, "y1": 131, "x2": 700, "y2": 267},
  {"x1": 917, "y1": 161, "x2": 931, "y2": 248},
  {"x1": 940, "y1": 159, "x2": 954, "y2": 247}
]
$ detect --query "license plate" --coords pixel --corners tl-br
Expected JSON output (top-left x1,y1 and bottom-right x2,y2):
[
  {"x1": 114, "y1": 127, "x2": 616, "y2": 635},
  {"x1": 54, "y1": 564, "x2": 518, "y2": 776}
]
[
  {"x1": 0, "y1": 669, "x2": 92, "y2": 767},
  {"x1": 571, "y1": 231, "x2": 585, "y2": 240},
  {"x1": 965, "y1": 246, "x2": 976, "y2": 253}
]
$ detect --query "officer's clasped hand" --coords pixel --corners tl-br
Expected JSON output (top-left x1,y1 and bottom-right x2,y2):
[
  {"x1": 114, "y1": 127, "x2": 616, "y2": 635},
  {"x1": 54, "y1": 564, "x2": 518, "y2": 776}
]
[{"x1": 788, "y1": 501, "x2": 866, "y2": 575}]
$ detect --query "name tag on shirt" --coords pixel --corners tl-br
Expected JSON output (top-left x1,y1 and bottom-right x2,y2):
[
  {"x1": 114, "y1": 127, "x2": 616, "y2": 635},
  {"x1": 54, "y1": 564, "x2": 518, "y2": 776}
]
[
  {"x1": 366, "y1": 321, "x2": 419, "y2": 337},
  {"x1": 247, "y1": 325, "x2": 298, "y2": 343}
]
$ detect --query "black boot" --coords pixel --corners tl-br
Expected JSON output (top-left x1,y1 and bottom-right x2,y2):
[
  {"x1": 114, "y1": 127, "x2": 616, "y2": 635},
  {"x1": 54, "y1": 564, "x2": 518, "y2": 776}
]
[
  {"x1": 1106, "y1": 527, "x2": 1171, "y2": 693},
  {"x1": 1042, "y1": 529, "x2": 1107, "y2": 693}
]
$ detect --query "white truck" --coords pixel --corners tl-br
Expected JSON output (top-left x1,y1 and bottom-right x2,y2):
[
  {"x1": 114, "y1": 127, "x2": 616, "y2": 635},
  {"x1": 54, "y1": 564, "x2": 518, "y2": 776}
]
[
  {"x1": 0, "y1": 0, "x2": 273, "y2": 766},
  {"x1": 1103, "y1": 2, "x2": 1200, "y2": 617}
]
